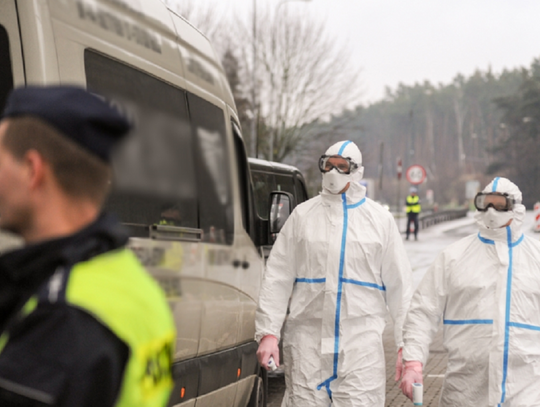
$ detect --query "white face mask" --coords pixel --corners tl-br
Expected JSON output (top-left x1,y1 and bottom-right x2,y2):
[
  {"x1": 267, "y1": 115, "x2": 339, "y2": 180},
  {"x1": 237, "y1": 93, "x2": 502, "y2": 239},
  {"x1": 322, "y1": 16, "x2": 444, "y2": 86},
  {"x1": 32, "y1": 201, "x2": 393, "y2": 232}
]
[
  {"x1": 479, "y1": 207, "x2": 514, "y2": 229},
  {"x1": 322, "y1": 170, "x2": 350, "y2": 194}
]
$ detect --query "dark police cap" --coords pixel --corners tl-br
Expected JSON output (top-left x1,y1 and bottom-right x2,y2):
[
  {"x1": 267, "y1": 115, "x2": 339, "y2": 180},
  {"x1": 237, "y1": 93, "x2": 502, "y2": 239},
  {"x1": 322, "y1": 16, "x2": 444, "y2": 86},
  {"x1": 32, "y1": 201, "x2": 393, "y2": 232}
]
[{"x1": 1, "y1": 85, "x2": 131, "y2": 162}]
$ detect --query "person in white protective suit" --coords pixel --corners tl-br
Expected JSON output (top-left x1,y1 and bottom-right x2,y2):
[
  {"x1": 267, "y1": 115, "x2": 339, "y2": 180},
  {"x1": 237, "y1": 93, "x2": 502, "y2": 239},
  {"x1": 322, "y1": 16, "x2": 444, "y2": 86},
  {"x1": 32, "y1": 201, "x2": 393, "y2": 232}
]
[
  {"x1": 399, "y1": 177, "x2": 540, "y2": 406},
  {"x1": 255, "y1": 140, "x2": 413, "y2": 406}
]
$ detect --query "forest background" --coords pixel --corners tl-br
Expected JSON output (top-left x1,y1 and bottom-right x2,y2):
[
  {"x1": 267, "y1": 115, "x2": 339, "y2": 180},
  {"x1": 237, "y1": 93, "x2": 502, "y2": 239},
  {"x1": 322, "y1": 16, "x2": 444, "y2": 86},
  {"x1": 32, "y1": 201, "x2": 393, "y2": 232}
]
[{"x1": 166, "y1": 0, "x2": 540, "y2": 208}]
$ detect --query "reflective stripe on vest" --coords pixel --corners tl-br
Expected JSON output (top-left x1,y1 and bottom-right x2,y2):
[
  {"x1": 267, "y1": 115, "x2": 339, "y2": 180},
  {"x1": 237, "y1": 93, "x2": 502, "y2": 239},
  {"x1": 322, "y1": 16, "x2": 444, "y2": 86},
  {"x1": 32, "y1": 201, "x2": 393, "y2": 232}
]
[
  {"x1": 406, "y1": 195, "x2": 421, "y2": 213},
  {"x1": 0, "y1": 296, "x2": 39, "y2": 353},
  {"x1": 66, "y1": 248, "x2": 175, "y2": 407}
]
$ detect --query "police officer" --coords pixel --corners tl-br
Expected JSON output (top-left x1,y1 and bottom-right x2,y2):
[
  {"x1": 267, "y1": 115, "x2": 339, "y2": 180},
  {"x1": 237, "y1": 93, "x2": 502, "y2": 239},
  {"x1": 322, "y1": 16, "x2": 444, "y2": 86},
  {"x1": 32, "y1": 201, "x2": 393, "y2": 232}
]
[
  {"x1": 0, "y1": 86, "x2": 175, "y2": 406},
  {"x1": 405, "y1": 187, "x2": 421, "y2": 240}
]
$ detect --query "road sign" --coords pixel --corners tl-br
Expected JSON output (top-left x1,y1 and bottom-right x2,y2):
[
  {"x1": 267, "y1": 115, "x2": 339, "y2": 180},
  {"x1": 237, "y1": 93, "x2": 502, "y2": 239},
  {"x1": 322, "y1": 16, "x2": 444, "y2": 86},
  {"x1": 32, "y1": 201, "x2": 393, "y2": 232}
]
[{"x1": 406, "y1": 164, "x2": 426, "y2": 185}]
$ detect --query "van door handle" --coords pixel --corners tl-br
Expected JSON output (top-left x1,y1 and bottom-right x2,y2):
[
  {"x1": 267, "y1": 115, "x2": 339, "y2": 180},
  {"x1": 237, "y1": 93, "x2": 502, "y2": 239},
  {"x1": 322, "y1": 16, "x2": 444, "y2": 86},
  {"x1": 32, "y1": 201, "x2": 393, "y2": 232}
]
[
  {"x1": 241, "y1": 261, "x2": 250, "y2": 269},
  {"x1": 232, "y1": 260, "x2": 241, "y2": 268}
]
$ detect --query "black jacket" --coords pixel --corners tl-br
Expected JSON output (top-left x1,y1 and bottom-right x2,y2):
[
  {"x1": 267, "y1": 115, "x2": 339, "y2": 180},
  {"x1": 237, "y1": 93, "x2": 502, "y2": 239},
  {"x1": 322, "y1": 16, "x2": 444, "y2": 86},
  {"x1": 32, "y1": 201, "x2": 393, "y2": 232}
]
[{"x1": 0, "y1": 214, "x2": 130, "y2": 406}]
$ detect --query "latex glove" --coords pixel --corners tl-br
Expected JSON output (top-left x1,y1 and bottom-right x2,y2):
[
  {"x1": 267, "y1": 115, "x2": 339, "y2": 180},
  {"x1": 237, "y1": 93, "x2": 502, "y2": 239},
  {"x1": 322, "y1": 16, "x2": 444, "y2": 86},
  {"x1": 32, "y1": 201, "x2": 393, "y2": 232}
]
[
  {"x1": 256, "y1": 335, "x2": 280, "y2": 371},
  {"x1": 395, "y1": 348, "x2": 403, "y2": 381},
  {"x1": 399, "y1": 361, "x2": 423, "y2": 400}
]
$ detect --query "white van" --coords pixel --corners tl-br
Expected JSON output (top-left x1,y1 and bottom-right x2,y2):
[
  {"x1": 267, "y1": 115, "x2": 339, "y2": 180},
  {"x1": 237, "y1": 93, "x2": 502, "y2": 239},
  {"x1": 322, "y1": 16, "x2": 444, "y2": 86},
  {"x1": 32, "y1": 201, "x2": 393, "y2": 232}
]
[{"x1": 0, "y1": 1, "x2": 280, "y2": 406}]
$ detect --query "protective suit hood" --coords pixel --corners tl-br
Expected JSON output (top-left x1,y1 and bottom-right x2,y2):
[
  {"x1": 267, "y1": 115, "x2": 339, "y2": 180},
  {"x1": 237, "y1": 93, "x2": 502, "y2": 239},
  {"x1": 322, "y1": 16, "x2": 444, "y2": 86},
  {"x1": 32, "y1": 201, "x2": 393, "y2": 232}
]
[
  {"x1": 474, "y1": 177, "x2": 525, "y2": 242},
  {"x1": 321, "y1": 181, "x2": 367, "y2": 207},
  {"x1": 321, "y1": 140, "x2": 364, "y2": 195}
]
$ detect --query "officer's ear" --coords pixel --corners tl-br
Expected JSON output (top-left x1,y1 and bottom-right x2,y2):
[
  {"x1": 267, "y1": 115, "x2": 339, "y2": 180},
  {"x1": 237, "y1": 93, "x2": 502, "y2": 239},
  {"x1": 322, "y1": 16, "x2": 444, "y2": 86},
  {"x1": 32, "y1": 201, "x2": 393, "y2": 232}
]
[{"x1": 23, "y1": 149, "x2": 47, "y2": 190}]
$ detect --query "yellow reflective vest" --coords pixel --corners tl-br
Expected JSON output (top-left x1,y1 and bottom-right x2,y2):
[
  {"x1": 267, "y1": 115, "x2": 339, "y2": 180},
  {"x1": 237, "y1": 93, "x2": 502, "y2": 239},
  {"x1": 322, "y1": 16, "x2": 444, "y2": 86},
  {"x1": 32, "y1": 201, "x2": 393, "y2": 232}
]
[
  {"x1": 0, "y1": 248, "x2": 175, "y2": 407},
  {"x1": 406, "y1": 195, "x2": 421, "y2": 214},
  {"x1": 67, "y1": 248, "x2": 175, "y2": 406}
]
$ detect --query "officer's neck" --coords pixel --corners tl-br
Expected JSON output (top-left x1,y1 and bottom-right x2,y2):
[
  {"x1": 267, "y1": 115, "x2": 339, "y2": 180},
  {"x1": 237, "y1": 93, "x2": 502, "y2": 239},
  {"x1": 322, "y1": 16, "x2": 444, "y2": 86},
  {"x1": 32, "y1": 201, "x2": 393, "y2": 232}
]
[{"x1": 23, "y1": 194, "x2": 99, "y2": 243}]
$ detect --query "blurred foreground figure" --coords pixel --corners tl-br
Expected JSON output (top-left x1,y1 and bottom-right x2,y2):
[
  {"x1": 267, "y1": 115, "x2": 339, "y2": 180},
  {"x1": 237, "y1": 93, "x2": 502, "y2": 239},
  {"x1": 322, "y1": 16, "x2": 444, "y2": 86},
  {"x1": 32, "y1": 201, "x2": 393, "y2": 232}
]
[
  {"x1": 399, "y1": 177, "x2": 540, "y2": 405},
  {"x1": 0, "y1": 86, "x2": 174, "y2": 406},
  {"x1": 255, "y1": 140, "x2": 412, "y2": 406}
]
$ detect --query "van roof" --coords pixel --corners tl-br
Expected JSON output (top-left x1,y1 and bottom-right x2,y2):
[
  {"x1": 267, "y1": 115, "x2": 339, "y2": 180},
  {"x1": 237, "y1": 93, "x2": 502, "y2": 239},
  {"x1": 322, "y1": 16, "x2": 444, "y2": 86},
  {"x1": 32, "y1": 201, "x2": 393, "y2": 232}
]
[
  {"x1": 85, "y1": 0, "x2": 237, "y2": 117},
  {"x1": 165, "y1": 5, "x2": 207, "y2": 41}
]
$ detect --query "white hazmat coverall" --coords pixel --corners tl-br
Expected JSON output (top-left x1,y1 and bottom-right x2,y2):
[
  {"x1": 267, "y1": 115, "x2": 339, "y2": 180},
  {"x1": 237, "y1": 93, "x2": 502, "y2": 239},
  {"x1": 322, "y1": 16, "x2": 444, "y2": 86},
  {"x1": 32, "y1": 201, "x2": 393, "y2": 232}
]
[
  {"x1": 403, "y1": 177, "x2": 540, "y2": 406},
  {"x1": 255, "y1": 141, "x2": 412, "y2": 406}
]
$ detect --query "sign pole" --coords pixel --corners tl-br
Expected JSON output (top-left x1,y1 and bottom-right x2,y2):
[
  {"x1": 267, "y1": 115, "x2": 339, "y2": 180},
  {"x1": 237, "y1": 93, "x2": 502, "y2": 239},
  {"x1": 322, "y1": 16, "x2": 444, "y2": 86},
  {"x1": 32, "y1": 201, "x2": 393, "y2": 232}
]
[
  {"x1": 378, "y1": 141, "x2": 384, "y2": 191},
  {"x1": 396, "y1": 157, "x2": 402, "y2": 214}
]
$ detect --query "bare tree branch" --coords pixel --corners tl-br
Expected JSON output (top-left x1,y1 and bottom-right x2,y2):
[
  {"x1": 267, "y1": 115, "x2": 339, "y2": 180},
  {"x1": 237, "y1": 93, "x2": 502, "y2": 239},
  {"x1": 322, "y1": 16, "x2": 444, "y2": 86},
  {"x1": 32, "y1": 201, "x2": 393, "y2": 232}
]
[{"x1": 163, "y1": 1, "x2": 362, "y2": 164}]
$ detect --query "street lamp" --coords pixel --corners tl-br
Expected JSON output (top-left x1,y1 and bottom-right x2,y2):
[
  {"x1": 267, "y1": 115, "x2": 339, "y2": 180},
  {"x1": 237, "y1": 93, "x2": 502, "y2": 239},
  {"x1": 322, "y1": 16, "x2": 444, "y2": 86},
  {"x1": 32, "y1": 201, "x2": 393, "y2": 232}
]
[{"x1": 267, "y1": 0, "x2": 312, "y2": 162}]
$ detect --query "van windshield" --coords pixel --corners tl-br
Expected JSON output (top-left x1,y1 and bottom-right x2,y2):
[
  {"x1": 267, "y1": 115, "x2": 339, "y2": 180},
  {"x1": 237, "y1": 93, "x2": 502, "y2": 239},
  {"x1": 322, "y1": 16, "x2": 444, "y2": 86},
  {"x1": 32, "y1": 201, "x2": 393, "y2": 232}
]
[
  {"x1": 275, "y1": 174, "x2": 296, "y2": 197},
  {"x1": 252, "y1": 171, "x2": 273, "y2": 219},
  {"x1": 251, "y1": 170, "x2": 296, "y2": 219}
]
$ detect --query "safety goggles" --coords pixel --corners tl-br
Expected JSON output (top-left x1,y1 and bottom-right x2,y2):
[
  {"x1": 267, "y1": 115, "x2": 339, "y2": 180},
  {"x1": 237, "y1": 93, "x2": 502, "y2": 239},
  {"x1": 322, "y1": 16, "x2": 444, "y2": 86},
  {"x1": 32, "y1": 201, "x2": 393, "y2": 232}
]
[
  {"x1": 318, "y1": 155, "x2": 358, "y2": 175},
  {"x1": 474, "y1": 192, "x2": 516, "y2": 212}
]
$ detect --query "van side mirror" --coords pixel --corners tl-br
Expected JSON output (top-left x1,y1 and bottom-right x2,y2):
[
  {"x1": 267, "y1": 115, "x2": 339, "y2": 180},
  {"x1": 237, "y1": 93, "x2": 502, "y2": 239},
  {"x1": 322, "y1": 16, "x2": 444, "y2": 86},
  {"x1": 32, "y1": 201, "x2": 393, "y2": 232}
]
[{"x1": 269, "y1": 191, "x2": 294, "y2": 238}]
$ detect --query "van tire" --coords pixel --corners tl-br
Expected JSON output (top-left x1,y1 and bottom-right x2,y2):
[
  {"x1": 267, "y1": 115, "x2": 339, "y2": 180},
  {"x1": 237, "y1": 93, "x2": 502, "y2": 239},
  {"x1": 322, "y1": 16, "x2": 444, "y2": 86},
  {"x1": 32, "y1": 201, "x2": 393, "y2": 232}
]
[{"x1": 248, "y1": 367, "x2": 267, "y2": 407}]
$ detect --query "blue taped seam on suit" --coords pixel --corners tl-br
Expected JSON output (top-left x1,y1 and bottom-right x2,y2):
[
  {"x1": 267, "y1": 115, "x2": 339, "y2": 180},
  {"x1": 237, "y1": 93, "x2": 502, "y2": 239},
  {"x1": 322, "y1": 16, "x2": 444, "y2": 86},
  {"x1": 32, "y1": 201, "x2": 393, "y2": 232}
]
[
  {"x1": 341, "y1": 278, "x2": 385, "y2": 291},
  {"x1": 316, "y1": 375, "x2": 337, "y2": 393},
  {"x1": 500, "y1": 226, "x2": 513, "y2": 404},
  {"x1": 443, "y1": 319, "x2": 493, "y2": 325},
  {"x1": 338, "y1": 140, "x2": 351, "y2": 155},
  {"x1": 317, "y1": 193, "x2": 349, "y2": 400},
  {"x1": 295, "y1": 278, "x2": 326, "y2": 283},
  {"x1": 346, "y1": 197, "x2": 366, "y2": 209},
  {"x1": 478, "y1": 234, "x2": 523, "y2": 247},
  {"x1": 316, "y1": 193, "x2": 366, "y2": 400},
  {"x1": 508, "y1": 322, "x2": 540, "y2": 332},
  {"x1": 332, "y1": 194, "x2": 348, "y2": 385},
  {"x1": 510, "y1": 234, "x2": 524, "y2": 247},
  {"x1": 492, "y1": 177, "x2": 500, "y2": 192},
  {"x1": 478, "y1": 233, "x2": 495, "y2": 245}
]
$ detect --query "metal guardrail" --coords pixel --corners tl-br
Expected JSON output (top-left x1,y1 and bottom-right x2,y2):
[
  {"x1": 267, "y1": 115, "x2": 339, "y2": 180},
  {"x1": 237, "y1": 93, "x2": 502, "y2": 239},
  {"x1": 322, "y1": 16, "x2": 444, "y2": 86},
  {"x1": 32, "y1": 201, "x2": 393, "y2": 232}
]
[{"x1": 419, "y1": 208, "x2": 469, "y2": 230}]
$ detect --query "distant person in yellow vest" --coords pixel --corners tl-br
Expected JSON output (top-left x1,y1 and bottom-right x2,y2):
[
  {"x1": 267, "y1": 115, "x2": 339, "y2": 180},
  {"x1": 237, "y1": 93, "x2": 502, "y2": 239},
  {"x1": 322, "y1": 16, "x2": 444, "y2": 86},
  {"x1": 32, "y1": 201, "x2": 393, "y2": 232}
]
[
  {"x1": 405, "y1": 187, "x2": 421, "y2": 240},
  {"x1": 0, "y1": 86, "x2": 175, "y2": 406}
]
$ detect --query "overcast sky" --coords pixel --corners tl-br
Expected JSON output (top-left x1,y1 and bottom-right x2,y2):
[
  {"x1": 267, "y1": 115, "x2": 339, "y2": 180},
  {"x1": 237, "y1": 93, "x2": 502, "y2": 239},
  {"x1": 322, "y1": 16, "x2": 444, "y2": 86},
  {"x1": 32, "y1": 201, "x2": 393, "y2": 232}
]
[{"x1": 188, "y1": 0, "x2": 540, "y2": 104}]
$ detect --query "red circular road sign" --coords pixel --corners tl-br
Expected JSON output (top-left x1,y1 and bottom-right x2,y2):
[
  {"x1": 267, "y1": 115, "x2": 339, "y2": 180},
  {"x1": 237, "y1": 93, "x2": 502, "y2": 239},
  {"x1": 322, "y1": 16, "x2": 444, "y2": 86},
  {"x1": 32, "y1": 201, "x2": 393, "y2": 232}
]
[{"x1": 406, "y1": 164, "x2": 426, "y2": 185}]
